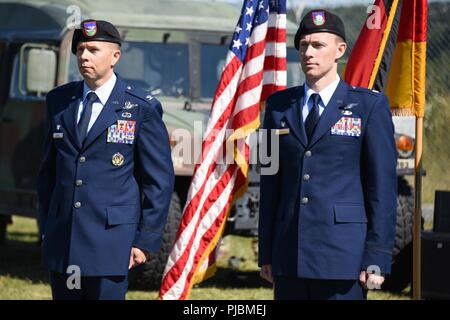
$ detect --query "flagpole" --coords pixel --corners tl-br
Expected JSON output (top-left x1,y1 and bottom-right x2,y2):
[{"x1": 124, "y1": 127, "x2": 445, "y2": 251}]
[{"x1": 413, "y1": 116, "x2": 423, "y2": 300}]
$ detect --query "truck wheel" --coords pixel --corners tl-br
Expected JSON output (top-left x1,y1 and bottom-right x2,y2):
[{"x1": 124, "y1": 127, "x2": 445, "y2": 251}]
[
  {"x1": 129, "y1": 191, "x2": 182, "y2": 290},
  {"x1": 383, "y1": 177, "x2": 415, "y2": 293},
  {"x1": 0, "y1": 215, "x2": 11, "y2": 245},
  {"x1": 394, "y1": 177, "x2": 414, "y2": 256}
]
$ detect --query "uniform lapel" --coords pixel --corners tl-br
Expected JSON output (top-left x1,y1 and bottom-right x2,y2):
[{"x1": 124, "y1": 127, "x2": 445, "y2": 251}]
[
  {"x1": 282, "y1": 86, "x2": 308, "y2": 148},
  {"x1": 82, "y1": 76, "x2": 126, "y2": 150},
  {"x1": 61, "y1": 82, "x2": 83, "y2": 150},
  {"x1": 308, "y1": 80, "x2": 348, "y2": 148}
]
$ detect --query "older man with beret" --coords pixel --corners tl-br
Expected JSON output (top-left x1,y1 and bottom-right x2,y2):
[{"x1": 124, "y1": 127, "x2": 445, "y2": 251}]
[{"x1": 37, "y1": 19, "x2": 175, "y2": 300}]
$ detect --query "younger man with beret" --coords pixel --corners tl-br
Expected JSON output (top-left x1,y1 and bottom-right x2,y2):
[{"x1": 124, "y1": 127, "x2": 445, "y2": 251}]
[{"x1": 258, "y1": 10, "x2": 397, "y2": 300}]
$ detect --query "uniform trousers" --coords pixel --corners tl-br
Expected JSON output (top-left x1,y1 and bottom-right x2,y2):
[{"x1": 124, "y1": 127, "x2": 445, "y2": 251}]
[
  {"x1": 50, "y1": 271, "x2": 128, "y2": 300},
  {"x1": 274, "y1": 276, "x2": 367, "y2": 300}
]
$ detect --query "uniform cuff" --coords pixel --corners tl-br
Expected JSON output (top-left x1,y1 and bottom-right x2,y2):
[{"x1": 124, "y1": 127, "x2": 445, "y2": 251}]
[
  {"x1": 133, "y1": 229, "x2": 163, "y2": 253},
  {"x1": 362, "y1": 248, "x2": 393, "y2": 275}
]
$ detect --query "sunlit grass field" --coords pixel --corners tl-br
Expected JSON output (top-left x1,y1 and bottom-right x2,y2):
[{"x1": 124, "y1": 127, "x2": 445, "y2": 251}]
[{"x1": 0, "y1": 216, "x2": 410, "y2": 300}]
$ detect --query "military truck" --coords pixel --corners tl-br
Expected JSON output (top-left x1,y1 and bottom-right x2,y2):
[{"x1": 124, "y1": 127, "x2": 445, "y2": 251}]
[{"x1": 0, "y1": 0, "x2": 415, "y2": 291}]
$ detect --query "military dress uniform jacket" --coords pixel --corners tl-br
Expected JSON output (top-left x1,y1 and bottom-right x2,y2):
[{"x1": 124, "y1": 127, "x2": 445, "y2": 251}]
[
  {"x1": 37, "y1": 75, "x2": 175, "y2": 276},
  {"x1": 258, "y1": 80, "x2": 397, "y2": 280}
]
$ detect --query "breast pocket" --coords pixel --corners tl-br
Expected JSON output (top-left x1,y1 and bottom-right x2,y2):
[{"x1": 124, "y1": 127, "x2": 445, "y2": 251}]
[{"x1": 329, "y1": 133, "x2": 361, "y2": 145}]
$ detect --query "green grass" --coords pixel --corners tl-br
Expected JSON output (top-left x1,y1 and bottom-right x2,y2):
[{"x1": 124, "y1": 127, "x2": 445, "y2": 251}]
[
  {"x1": 422, "y1": 94, "x2": 450, "y2": 204},
  {"x1": 0, "y1": 216, "x2": 52, "y2": 300},
  {"x1": 0, "y1": 216, "x2": 410, "y2": 300}
]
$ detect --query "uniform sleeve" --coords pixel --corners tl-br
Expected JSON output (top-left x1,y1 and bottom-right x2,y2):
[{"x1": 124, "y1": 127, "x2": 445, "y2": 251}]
[
  {"x1": 258, "y1": 100, "x2": 281, "y2": 266},
  {"x1": 36, "y1": 91, "x2": 57, "y2": 235},
  {"x1": 361, "y1": 94, "x2": 397, "y2": 274},
  {"x1": 133, "y1": 100, "x2": 175, "y2": 253}
]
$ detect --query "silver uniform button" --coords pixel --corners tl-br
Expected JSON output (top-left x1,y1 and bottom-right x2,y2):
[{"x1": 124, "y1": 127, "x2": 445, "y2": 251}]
[
  {"x1": 75, "y1": 180, "x2": 83, "y2": 187},
  {"x1": 303, "y1": 174, "x2": 310, "y2": 181},
  {"x1": 74, "y1": 202, "x2": 81, "y2": 208},
  {"x1": 301, "y1": 197, "x2": 309, "y2": 204},
  {"x1": 305, "y1": 151, "x2": 312, "y2": 157},
  {"x1": 79, "y1": 156, "x2": 86, "y2": 163}
]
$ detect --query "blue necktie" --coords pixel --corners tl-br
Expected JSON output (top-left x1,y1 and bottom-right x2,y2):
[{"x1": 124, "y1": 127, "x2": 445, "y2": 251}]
[
  {"x1": 78, "y1": 92, "x2": 97, "y2": 143},
  {"x1": 305, "y1": 93, "x2": 321, "y2": 141}
]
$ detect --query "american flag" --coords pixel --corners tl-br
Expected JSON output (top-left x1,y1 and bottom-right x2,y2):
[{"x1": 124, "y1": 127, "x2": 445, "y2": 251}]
[{"x1": 159, "y1": 0, "x2": 286, "y2": 300}]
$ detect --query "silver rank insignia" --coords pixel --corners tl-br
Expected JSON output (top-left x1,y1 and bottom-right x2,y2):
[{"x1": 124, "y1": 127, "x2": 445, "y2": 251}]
[
  {"x1": 121, "y1": 112, "x2": 132, "y2": 118},
  {"x1": 112, "y1": 152, "x2": 124, "y2": 167},
  {"x1": 123, "y1": 101, "x2": 138, "y2": 110}
]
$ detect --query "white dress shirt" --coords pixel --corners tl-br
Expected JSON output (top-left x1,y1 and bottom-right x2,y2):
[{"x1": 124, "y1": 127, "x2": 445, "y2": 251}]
[
  {"x1": 77, "y1": 73, "x2": 117, "y2": 132},
  {"x1": 302, "y1": 75, "x2": 340, "y2": 122}
]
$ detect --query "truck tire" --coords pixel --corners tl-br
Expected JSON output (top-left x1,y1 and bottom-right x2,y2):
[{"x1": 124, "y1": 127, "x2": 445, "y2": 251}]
[
  {"x1": 129, "y1": 191, "x2": 182, "y2": 290},
  {"x1": 0, "y1": 215, "x2": 11, "y2": 245},
  {"x1": 394, "y1": 179, "x2": 414, "y2": 256},
  {"x1": 382, "y1": 177, "x2": 415, "y2": 292}
]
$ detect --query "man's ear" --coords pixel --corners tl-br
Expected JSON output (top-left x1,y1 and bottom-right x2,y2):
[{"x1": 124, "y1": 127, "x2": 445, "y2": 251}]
[
  {"x1": 111, "y1": 49, "x2": 121, "y2": 68},
  {"x1": 336, "y1": 41, "x2": 347, "y2": 60}
]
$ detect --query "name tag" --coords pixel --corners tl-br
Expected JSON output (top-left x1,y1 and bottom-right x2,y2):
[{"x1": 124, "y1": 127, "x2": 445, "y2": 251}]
[
  {"x1": 107, "y1": 120, "x2": 136, "y2": 144},
  {"x1": 331, "y1": 117, "x2": 362, "y2": 137},
  {"x1": 275, "y1": 128, "x2": 290, "y2": 135},
  {"x1": 53, "y1": 132, "x2": 64, "y2": 139}
]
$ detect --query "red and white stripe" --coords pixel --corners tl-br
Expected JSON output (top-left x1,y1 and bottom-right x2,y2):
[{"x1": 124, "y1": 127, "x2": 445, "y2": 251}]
[
  {"x1": 262, "y1": 12, "x2": 287, "y2": 101},
  {"x1": 159, "y1": 7, "x2": 286, "y2": 301}
]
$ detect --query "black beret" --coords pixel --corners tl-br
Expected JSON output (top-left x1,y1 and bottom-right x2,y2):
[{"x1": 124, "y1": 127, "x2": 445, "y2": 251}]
[
  {"x1": 294, "y1": 9, "x2": 346, "y2": 50},
  {"x1": 72, "y1": 19, "x2": 122, "y2": 54}
]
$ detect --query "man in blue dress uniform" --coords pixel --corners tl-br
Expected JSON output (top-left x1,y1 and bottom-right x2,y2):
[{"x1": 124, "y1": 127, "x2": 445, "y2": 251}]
[
  {"x1": 258, "y1": 9, "x2": 397, "y2": 300},
  {"x1": 37, "y1": 19, "x2": 175, "y2": 300}
]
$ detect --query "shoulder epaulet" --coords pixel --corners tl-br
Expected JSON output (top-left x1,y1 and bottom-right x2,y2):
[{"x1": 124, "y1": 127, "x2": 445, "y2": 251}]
[
  {"x1": 268, "y1": 85, "x2": 301, "y2": 101},
  {"x1": 49, "y1": 80, "x2": 80, "y2": 95},
  {"x1": 125, "y1": 84, "x2": 155, "y2": 105},
  {"x1": 348, "y1": 85, "x2": 381, "y2": 96}
]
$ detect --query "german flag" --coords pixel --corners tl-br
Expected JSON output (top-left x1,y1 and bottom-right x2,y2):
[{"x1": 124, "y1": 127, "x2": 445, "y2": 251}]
[{"x1": 344, "y1": 0, "x2": 427, "y2": 117}]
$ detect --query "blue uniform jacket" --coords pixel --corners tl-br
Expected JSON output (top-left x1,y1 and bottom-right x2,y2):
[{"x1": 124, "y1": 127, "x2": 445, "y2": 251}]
[
  {"x1": 37, "y1": 75, "x2": 175, "y2": 276},
  {"x1": 258, "y1": 80, "x2": 397, "y2": 280}
]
